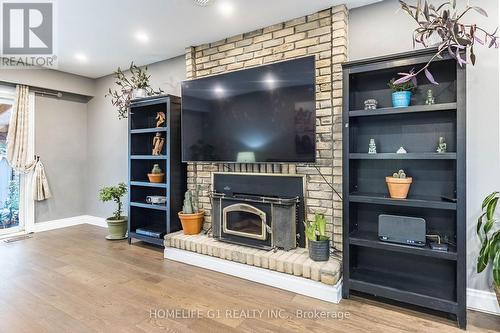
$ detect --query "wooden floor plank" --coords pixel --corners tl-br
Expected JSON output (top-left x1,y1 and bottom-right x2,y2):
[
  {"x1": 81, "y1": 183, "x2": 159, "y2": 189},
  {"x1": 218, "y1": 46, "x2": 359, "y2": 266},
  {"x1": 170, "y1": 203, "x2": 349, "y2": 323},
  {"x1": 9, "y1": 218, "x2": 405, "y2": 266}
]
[{"x1": 0, "y1": 224, "x2": 498, "y2": 333}]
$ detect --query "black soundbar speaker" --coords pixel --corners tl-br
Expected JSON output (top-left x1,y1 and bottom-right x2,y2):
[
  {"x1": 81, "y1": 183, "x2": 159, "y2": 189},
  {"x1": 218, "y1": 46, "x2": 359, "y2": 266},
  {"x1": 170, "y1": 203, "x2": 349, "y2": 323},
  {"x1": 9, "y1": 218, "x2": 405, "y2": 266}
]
[{"x1": 378, "y1": 214, "x2": 426, "y2": 247}]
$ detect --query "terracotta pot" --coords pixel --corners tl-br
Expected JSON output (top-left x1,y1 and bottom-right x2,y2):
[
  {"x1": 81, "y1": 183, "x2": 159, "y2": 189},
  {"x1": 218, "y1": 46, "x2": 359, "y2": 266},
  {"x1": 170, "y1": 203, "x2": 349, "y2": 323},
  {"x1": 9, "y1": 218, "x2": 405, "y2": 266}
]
[
  {"x1": 106, "y1": 217, "x2": 128, "y2": 240},
  {"x1": 178, "y1": 210, "x2": 204, "y2": 235},
  {"x1": 148, "y1": 173, "x2": 165, "y2": 183},
  {"x1": 385, "y1": 176, "x2": 413, "y2": 199}
]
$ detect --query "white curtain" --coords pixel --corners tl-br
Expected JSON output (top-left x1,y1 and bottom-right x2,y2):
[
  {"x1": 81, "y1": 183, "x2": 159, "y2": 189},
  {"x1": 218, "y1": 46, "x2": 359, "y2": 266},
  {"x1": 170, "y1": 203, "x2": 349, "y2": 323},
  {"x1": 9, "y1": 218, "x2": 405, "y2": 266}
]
[
  {"x1": 6, "y1": 85, "x2": 35, "y2": 172},
  {"x1": 6, "y1": 85, "x2": 51, "y2": 201}
]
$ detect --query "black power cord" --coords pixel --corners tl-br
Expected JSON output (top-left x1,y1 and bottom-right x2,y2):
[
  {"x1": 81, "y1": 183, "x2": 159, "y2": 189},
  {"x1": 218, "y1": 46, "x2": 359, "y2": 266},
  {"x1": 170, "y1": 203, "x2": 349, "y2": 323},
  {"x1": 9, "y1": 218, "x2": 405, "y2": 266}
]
[{"x1": 313, "y1": 165, "x2": 343, "y2": 201}]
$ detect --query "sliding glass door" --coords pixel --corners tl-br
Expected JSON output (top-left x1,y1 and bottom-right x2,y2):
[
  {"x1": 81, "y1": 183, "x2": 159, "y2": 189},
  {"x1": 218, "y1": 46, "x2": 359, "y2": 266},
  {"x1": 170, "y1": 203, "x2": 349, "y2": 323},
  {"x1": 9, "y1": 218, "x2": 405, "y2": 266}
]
[{"x1": 0, "y1": 87, "x2": 21, "y2": 236}]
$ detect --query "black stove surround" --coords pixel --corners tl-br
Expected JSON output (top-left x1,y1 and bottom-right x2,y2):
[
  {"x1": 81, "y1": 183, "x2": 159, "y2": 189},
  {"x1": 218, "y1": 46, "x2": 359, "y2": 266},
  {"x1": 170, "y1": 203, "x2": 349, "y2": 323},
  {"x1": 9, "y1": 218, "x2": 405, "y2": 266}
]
[{"x1": 211, "y1": 173, "x2": 306, "y2": 250}]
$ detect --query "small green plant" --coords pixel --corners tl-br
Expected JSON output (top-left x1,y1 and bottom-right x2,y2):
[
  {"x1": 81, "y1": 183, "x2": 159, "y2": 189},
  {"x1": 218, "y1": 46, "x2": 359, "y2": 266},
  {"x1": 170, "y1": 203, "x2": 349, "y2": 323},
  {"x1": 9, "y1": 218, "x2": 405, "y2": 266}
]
[
  {"x1": 182, "y1": 185, "x2": 201, "y2": 214},
  {"x1": 304, "y1": 213, "x2": 330, "y2": 242},
  {"x1": 477, "y1": 191, "x2": 500, "y2": 290},
  {"x1": 105, "y1": 62, "x2": 164, "y2": 119},
  {"x1": 99, "y1": 182, "x2": 127, "y2": 220},
  {"x1": 388, "y1": 78, "x2": 416, "y2": 92},
  {"x1": 392, "y1": 169, "x2": 407, "y2": 179},
  {"x1": 151, "y1": 164, "x2": 162, "y2": 174}
]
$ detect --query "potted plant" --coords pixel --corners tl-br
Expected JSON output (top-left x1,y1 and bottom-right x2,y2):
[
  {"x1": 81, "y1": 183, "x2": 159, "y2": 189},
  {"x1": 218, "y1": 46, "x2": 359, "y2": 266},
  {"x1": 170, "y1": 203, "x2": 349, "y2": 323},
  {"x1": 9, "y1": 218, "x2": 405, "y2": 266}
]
[
  {"x1": 99, "y1": 182, "x2": 128, "y2": 240},
  {"x1": 476, "y1": 191, "x2": 500, "y2": 306},
  {"x1": 105, "y1": 62, "x2": 164, "y2": 119},
  {"x1": 147, "y1": 164, "x2": 164, "y2": 183},
  {"x1": 388, "y1": 78, "x2": 415, "y2": 108},
  {"x1": 304, "y1": 213, "x2": 330, "y2": 262},
  {"x1": 396, "y1": 1, "x2": 498, "y2": 86},
  {"x1": 178, "y1": 185, "x2": 204, "y2": 235},
  {"x1": 386, "y1": 169, "x2": 413, "y2": 199}
]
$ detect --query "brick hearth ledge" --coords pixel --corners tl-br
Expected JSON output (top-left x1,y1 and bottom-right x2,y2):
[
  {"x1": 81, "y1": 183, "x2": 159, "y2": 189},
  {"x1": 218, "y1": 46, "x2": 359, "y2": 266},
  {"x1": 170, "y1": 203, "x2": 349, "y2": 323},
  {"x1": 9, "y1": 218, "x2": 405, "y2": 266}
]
[{"x1": 164, "y1": 232, "x2": 341, "y2": 286}]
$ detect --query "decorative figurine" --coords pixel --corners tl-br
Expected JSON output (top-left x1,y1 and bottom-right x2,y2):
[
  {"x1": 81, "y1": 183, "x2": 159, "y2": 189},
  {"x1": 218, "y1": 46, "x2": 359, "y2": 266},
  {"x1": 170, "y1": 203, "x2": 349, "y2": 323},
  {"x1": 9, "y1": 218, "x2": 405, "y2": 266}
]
[
  {"x1": 425, "y1": 89, "x2": 435, "y2": 105},
  {"x1": 152, "y1": 132, "x2": 165, "y2": 155},
  {"x1": 368, "y1": 138, "x2": 377, "y2": 154},
  {"x1": 156, "y1": 111, "x2": 166, "y2": 127},
  {"x1": 436, "y1": 136, "x2": 447, "y2": 153},
  {"x1": 364, "y1": 99, "x2": 378, "y2": 110},
  {"x1": 396, "y1": 146, "x2": 407, "y2": 154}
]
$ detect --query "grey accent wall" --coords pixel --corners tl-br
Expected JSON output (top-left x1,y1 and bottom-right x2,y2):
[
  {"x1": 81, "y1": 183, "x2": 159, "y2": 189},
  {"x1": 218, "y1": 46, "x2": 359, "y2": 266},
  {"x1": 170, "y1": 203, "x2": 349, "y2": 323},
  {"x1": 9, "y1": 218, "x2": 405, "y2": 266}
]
[
  {"x1": 35, "y1": 95, "x2": 88, "y2": 222},
  {"x1": 349, "y1": 0, "x2": 499, "y2": 293},
  {"x1": 85, "y1": 56, "x2": 186, "y2": 218}
]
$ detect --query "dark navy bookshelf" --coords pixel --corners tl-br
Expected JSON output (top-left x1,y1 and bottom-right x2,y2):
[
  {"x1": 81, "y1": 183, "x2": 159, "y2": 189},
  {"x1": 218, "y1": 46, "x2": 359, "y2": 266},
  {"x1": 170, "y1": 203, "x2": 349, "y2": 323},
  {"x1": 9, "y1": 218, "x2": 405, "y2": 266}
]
[
  {"x1": 128, "y1": 95, "x2": 186, "y2": 247},
  {"x1": 342, "y1": 48, "x2": 466, "y2": 329}
]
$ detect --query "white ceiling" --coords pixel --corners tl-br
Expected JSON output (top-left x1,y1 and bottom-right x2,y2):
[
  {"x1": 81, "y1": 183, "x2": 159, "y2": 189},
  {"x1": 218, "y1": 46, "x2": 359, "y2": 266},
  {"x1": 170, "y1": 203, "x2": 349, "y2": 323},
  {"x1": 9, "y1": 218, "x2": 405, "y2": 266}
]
[{"x1": 56, "y1": 0, "x2": 380, "y2": 78}]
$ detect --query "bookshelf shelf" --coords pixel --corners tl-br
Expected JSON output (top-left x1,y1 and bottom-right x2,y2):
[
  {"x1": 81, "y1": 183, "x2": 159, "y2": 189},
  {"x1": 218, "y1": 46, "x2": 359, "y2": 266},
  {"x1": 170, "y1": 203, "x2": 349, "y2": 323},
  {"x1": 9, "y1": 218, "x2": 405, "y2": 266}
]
[
  {"x1": 128, "y1": 96, "x2": 186, "y2": 247},
  {"x1": 342, "y1": 49, "x2": 466, "y2": 329}
]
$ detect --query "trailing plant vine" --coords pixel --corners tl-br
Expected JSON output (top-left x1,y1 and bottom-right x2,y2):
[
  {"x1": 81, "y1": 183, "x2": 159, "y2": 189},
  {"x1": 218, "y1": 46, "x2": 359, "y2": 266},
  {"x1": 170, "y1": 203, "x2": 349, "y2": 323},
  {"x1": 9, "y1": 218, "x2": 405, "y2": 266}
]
[
  {"x1": 396, "y1": 0, "x2": 498, "y2": 85},
  {"x1": 105, "y1": 62, "x2": 164, "y2": 119}
]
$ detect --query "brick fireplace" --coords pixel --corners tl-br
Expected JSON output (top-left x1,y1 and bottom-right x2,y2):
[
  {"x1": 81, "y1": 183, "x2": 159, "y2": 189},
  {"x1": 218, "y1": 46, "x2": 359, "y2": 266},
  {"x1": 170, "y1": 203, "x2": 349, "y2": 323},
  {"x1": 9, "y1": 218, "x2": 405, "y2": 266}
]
[
  {"x1": 184, "y1": 5, "x2": 347, "y2": 249},
  {"x1": 211, "y1": 173, "x2": 304, "y2": 250}
]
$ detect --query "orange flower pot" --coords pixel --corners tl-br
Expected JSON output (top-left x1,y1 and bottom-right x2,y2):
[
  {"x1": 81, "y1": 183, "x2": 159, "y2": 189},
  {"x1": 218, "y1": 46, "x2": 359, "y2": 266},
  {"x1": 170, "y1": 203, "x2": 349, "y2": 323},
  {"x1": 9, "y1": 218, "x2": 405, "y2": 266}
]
[
  {"x1": 385, "y1": 176, "x2": 413, "y2": 199},
  {"x1": 147, "y1": 173, "x2": 164, "y2": 183},
  {"x1": 178, "y1": 210, "x2": 205, "y2": 235}
]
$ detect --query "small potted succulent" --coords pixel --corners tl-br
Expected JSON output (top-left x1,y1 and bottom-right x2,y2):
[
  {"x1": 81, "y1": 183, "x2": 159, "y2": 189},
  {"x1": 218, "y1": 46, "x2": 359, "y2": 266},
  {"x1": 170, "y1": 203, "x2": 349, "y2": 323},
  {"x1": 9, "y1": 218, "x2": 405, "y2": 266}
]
[
  {"x1": 476, "y1": 191, "x2": 500, "y2": 307},
  {"x1": 148, "y1": 164, "x2": 164, "y2": 183},
  {"x1": 388, "y1": 78, "x2": 416, "y2": 108},
  {"x1": 105, "y1": 62, "x2": 164, "y2": 119},
  {"x1": 304, "y1": 213, "x2": 330, "y2": 262},
  {"x1": 178, "y1": 185, "x2": 204, "y2": 235},
  {"x1": 386, "y1": 169, "x2": 413, "y2": 199},
  {"x1": 98, "y1": 182, "x2": 128, "y2": 240}
]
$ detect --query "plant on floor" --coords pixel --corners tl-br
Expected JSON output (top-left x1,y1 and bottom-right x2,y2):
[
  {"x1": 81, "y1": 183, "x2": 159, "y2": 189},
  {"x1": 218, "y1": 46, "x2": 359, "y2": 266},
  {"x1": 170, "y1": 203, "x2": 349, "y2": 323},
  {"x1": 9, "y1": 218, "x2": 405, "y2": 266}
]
[
  {"x1": 396, "y1": 1, "x2": 498, "y2": 85},
  {"x1": 304, "y1": 213, "x2": 330, "y2": 261},
  {"x1": 99, "y1": 182, "x2": 127, "y2": 220},
  {"x1": 99, "y1": 182, "x2": 128, "y2": 240},
  {"x1": 476, "y1": 191, "x2": 500, "y2": 305},
  {"x1": 179, "y1": 185, "x2": 204, "y2": 235},
  {"x1": 105, "y1": 62, "x2": 164, "y2": 119}
]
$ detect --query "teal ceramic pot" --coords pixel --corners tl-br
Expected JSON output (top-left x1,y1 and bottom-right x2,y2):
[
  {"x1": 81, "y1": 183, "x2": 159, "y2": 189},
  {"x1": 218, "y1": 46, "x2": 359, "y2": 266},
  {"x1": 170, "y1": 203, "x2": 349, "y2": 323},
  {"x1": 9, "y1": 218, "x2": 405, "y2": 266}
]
[{"x1": 392, "y1": 91, "x2": 412, "y2": 107}]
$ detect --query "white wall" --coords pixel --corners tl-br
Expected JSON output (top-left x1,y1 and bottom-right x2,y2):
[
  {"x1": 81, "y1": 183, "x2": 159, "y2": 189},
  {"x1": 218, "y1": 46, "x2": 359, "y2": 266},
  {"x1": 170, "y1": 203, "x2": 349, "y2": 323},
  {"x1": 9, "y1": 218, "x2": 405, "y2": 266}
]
[
  {"x1": 85, "y1": 56, "x2": 186, "y2": 218},
  {"x1": 349, "y1": 0, "x2": 499, "y2": 294}
]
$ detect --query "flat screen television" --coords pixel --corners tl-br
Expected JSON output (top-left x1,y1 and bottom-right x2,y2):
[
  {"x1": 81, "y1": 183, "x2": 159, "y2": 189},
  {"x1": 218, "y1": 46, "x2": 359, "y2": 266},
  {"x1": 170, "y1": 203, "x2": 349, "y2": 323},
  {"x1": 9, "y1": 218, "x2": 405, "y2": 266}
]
[{"x1": 181, "y1": 56, "x2": 316, "y2": 163}]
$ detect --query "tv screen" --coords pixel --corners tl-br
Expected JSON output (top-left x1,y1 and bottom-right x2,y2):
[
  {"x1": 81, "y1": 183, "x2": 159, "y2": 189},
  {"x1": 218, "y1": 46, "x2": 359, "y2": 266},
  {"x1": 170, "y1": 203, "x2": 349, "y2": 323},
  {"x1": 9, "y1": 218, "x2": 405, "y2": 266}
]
[{"x1": 181, "y1": 56, "x2": 316, "y2": 163}]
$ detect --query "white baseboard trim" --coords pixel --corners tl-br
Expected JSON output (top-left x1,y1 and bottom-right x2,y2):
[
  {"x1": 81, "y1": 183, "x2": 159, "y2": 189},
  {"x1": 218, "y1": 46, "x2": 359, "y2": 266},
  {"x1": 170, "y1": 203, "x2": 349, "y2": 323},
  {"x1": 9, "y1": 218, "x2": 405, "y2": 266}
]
[
  {"x1": 467, "y1": 288, "x2": 500, "y2": 315},
  {"x1": 83, "y1": 215, "x2": 107, "y2": 228},
  {"x1": 32, "y1": 215, "x2": 107, "y2": 233},
  {"x1": 164, "y1": 247, "x2": 342, "y2": 304}
]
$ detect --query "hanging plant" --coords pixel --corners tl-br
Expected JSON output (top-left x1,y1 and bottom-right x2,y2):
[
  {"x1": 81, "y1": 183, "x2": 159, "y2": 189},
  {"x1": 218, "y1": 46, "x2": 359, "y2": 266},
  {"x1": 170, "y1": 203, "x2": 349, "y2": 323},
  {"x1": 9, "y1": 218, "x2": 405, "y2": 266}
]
[
  {"x1": 105, "y1": 62, "x2": 164, "y2": 119},
  {"x1": 395, "y1": 0, "x2": 498, "y2": 85}
]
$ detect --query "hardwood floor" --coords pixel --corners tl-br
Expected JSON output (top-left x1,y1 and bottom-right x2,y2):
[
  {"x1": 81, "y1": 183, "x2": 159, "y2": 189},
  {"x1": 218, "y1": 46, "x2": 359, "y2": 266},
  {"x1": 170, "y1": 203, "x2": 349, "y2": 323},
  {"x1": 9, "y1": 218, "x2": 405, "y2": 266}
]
[{"x1": 0, "y1": 224, "x2": 498, "y2": 333}]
